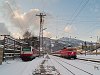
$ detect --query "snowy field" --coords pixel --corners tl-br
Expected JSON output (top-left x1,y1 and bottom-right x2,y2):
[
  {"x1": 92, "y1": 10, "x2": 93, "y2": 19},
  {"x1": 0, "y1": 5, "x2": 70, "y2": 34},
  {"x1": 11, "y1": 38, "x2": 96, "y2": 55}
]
[
  {"x1": 78, "y1": 54, "x2": 100, "y2": 59},
  {"x1": 77, "y1": 54, "x2": 100, "y2": 61},
  {"x1": 50, "y1": 55, "x2": 100, "y2": 75},
  {"x1": 0, "y1": 55, "x2": 100, "y2": 75},
  {"x1": 0, "y1": 57, "x2": 44, "y2": 75}
]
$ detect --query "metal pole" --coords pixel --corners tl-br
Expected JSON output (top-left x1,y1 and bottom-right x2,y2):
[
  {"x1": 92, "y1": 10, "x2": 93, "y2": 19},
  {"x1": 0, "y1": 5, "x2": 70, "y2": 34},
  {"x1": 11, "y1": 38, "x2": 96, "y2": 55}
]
[
  {"x1": 42, "y1": 25, "x2": 44, "y2": 57},
  {"x1": 96, "y1": 36, "x2": 98, "y2": 56},
  {"x1": 96, "y1": 42, "x2": 97, "y2": 56},
  {"x1": 3, "y1": 36, "x2": 6, "y2": 61},
  {"x1": 50, "y1": 38, "x2": 51, "y2": 54},
  {"x1": 13, "y1": 40, "x2": 15, "y2": 60},
  {"x1": 84, "y1": 41, "x2": 87, "y2": 56},
  {"x1": 36, "y1": 13, "x2": 46, "y2": 56}
]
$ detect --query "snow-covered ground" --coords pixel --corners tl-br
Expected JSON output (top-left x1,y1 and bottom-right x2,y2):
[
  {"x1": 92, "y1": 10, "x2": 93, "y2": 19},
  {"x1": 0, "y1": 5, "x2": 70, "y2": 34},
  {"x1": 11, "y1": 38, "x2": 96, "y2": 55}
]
[
  {"x1": 0, "y1": 55, "x2": 100, "y2": 75},
  {"x1": 32, "y1": 55, "x2": 60, "y2": 75},
  {"x1": 0, "y1": 57, "x2": 44, "y2": 75},
  {"x1": 77, "y1": 54, "x2": 100, "y2": 61},
  {"x1": 50, "y1": 55, "x2": 100, "y2": 75}
]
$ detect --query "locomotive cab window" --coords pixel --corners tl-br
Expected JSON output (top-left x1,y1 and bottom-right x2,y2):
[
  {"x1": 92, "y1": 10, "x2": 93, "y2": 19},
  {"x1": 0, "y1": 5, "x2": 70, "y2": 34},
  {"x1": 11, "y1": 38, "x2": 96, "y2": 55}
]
[
  {"x1": 22, "y1": 47, "x2": 31, "y2": 51},
  {"x1": 67, "y1": 48, "x2": 76, "y2": 51}
]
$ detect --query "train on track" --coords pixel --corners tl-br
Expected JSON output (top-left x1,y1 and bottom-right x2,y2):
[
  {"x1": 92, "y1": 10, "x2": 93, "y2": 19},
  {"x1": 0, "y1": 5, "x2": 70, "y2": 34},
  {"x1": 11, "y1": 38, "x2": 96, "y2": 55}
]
[
  {"x1": 20, "y1": 46, "x2": 39, "y2": 61},
  {"x1": 52, "y1": 45, "x2": 77, "y2": 59}
]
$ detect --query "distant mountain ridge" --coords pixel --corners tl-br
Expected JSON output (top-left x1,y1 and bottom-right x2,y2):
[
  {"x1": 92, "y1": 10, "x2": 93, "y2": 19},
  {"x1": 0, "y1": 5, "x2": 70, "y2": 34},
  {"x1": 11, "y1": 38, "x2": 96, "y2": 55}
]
[{"x1": 43, "y1": 37, "x2": 85, "y2": 51}]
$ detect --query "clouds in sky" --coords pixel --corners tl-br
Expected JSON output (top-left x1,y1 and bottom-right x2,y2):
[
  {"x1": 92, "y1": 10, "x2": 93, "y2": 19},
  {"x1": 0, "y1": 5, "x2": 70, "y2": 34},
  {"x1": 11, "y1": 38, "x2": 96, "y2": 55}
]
[
  {"x1": 0, "y1": 0, "x2": 100, "y2": 41},
  {"x1": 64, "y1": 25, "x2": 76, "y2": 33},
  {"x1": 0, "y1": 0, "x2": 54, "y2": 39},
  {"x1": 0, "y1": 23, "x2": 9, "y2": 35},
  {"x1": 43, "y1": 30, "x2": 53, "y2": 38},
  {"x1": 0, "y1": 0, "x2": 43, "y2": 38}
]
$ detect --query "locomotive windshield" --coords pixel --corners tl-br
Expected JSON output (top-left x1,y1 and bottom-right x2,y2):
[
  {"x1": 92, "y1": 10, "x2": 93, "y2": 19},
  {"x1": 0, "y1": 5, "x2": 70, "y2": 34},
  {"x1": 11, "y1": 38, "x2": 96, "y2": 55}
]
[
  {"x1": 22, "y1": 47, "x2": 31, "y2": 51},
  {"x1": 67, "y1": 48, "x2": 76, "y2": 51}
]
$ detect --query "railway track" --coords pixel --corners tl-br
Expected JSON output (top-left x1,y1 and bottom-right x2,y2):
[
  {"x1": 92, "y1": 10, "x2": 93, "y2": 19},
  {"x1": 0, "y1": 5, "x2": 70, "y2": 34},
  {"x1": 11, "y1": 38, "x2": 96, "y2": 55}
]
[
  {"x1": 54, "y1": 55, "x2": 100, "y2": 63},
  {"x1": 59, "y1": 56, "x2": 100, "y2": 66},
  {"x1": 53, "y1": 54, "x2": 100, "y2": 66},
  {"x1": 76, "y1": 59, "x2": 100, "y2": 66},
  {"x1": 51, "y1": 56, "x2": 93, "y2": 75},
  {"x1": 53, "y1": 55, "x2": 100, "y2": 72},
  {"x1": 77, "y1": 58, "x2": 100, "y2": 63},
  {"x1": 51, "y1": 58, "x2": 76, "y2": 75}
]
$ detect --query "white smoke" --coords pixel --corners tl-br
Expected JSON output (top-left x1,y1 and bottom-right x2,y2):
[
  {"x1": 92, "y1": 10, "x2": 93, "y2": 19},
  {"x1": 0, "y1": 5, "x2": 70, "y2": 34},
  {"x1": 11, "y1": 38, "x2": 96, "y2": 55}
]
[
  {"x1": 1, "y1": 0, "x2": 42, "y2": 38},
  {"x1": 0, "y1": 23, "x2": 9, "y2": 35},
  {"x1": 0, "y1": 0, "x2": 53, "y2": 39}
]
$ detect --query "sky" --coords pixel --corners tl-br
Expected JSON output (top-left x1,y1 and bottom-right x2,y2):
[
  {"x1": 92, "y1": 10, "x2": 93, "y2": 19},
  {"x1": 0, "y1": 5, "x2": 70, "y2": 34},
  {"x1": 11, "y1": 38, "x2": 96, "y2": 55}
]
[{"x1": 0, "y1": 0, "x2": 100, "y2": 42}]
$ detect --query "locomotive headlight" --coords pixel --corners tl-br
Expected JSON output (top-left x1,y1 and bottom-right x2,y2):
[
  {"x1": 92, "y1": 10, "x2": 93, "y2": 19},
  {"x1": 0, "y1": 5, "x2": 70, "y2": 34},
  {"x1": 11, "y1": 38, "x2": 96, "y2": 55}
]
[{"x1": 71, "y1": 52, "x2": 74, "y2": 54}]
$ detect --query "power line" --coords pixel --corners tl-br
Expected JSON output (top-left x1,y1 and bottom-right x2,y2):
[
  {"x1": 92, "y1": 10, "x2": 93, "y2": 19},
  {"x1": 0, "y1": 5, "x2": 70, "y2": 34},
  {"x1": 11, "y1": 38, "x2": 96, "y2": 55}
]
[
  {"x1": 69, "y1": 0, "x2": 84, "y2": 21},
  {"x1": 68, "y1": 0, "x2": 89, "y2": 26},
  {"x1": 5, "y1": 2, "x2": 25, "y2": 34}
]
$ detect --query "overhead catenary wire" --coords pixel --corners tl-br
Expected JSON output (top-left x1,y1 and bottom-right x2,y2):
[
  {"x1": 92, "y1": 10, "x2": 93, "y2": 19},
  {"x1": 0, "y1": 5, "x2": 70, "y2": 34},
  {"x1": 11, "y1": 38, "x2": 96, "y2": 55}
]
[
  {"x1": 50, "y1": 0, "x2": 89, "y2": 33},
  {"x1": 5, "y1": 1, "x2": 25, "y2": 35},
  {"x1": 53, "y1": 0, "x2": 89, "y2": 25},
  {"x1": 59, "y1": 0, "x2": 89, "y2": 39},
  {"x1": 69, "y1": 0, "x2": 84, "y2": 22},
  {"x1": 68, "y1": 0, "x2": 89, "y2": 26}
]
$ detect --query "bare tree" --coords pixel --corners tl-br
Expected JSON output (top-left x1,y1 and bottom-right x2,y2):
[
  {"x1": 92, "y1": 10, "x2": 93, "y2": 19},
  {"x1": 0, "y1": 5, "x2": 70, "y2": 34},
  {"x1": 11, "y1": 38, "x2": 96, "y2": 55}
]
[{"x1": 23, "y1": 31, "x2": 31, "y2": 39}]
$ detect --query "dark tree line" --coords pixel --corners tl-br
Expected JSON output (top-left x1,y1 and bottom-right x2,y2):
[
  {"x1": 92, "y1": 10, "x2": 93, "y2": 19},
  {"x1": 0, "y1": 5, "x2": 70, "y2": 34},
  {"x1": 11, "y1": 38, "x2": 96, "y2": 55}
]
[{"x1": 23, "y1": 31, "x2": 39, "y2": 49}]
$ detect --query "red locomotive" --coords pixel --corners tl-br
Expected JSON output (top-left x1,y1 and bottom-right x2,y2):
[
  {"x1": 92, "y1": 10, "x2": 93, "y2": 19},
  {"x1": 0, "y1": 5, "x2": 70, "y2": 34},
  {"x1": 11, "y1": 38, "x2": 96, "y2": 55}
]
[
  {"x1": 20, "y1": 46, "x2": 39, "y2": 61},
  {"x1": 52, "y1": 46, "x2": 77, "y2": 59}
]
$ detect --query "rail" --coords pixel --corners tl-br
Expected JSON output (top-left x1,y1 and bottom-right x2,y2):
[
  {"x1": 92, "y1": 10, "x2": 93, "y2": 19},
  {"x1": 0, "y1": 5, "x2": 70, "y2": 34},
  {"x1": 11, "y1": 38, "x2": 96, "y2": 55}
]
[{"x1": 51, "y1": 56, "x2": 93, "y2": 75}]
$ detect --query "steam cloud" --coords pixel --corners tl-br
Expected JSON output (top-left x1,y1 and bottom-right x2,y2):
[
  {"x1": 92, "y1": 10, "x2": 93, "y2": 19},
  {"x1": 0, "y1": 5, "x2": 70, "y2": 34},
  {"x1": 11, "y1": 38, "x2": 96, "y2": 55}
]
[
  {"x1": 1, "y1": 0, "x2": 42, "y2": 38},
  {"x1": 0, "y1": 0, "x2": 53, "y2": 39}
]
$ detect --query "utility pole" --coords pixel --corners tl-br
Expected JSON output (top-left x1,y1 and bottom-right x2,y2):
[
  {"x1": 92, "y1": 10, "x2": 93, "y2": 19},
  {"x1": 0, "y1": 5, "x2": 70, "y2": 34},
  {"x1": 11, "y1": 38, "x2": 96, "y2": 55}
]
[
  {"x1": 36, "y1": 13, "x2": 46, "y2": 56},
  {"x1": 96, "y1": 36, "x2": 98, "y2": 56},
  {"x1": 84, "y1": 41, "x2": 87, "y2": 56},
  {"x1": 90, "y1": 36, "x2": 92, "y2": 50}
]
